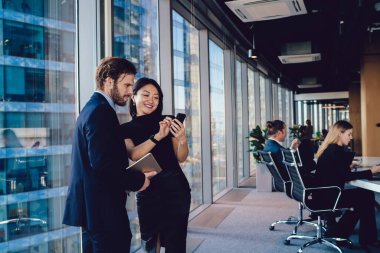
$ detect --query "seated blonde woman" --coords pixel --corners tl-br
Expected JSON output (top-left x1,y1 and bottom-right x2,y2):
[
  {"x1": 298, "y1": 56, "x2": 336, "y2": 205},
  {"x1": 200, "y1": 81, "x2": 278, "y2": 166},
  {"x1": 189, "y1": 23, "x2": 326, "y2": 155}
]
[{"x1": 315, "y1": 120, "x2": 380, "y2": 249}]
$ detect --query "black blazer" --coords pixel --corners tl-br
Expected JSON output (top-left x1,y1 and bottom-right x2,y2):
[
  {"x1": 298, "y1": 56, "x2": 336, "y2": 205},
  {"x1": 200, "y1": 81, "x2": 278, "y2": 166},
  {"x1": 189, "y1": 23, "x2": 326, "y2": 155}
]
[
  {"x1": 316, "y1": 144, "x2": 372, "y2": 189},
  {"x1": 63, "y1": 93, "x2": 145, "y2": 234},
  {"x1": 263, "y1": 139, "x2": 290, "y2": 181}
]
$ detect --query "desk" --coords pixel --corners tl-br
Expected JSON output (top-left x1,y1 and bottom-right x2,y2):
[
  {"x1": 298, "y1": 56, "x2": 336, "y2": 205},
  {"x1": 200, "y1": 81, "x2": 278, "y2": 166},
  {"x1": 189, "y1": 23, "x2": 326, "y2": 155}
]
[
  {"x1": 354, "y1": 156, "x2": 380, "y2": 167},
  {"x1": 349, "y1": 156, "x2": 380, "y2": 192},
  {"x1": 349, "y1": 179, "x2": 380, "y2": 193}
]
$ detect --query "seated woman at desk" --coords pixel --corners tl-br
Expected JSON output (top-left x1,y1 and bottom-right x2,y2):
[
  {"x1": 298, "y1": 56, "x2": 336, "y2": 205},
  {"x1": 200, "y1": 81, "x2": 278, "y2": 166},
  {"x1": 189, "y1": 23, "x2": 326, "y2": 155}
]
[{"x1": 315, "y1": 120, "x2": 380, "y2": 247}]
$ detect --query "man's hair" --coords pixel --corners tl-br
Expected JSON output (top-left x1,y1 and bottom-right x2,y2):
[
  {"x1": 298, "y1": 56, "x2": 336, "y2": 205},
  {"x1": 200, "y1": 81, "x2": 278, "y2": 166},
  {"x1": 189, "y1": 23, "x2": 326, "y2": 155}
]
[
  {"x1": 95, "y1": 57, "x2": 137, "y2": 89},
  {"x1": 266, "y1": 120, "x2": 285, "y2": 136}
]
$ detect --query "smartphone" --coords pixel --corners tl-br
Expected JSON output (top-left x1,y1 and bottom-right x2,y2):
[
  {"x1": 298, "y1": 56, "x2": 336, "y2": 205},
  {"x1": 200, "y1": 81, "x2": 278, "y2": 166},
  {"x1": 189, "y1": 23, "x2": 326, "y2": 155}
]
[
  {"x1": 169, "y1": 113, "x2": 186, "y2": 137},
  {"x1": 175, "y1": 113, "x2": 186, "y2": 123}
]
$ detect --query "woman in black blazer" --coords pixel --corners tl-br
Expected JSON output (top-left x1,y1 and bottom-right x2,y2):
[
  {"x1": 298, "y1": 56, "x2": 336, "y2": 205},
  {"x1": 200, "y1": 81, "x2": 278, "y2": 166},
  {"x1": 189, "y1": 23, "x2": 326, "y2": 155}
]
[{"x1": 316, "y1": 120, "x2": 380, "y2": 247}]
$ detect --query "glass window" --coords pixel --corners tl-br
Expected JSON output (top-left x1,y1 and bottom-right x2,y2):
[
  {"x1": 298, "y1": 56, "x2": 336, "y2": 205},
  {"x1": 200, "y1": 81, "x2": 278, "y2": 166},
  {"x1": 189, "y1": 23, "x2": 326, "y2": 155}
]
[
  {"x1": 278, "y1": 86, "x2": 283, "y2": 120},
  {"x1": 235, "y1": 60, "x2": 244, "y2": 180},
  {"x1": 259, "y1": 74, "x2": 266, "y2": 127},
  {"x1": 209, "y1": 40, "x2": 226, "y2": 197},
  {"x1": 247, "y1": 68, "x2": 256, "y2": 178},
  {"x1": 113, "y1": 0, "x2": 159, "y2": 81},
  {"x1": 172, "y1": 11, "x2": 202, "y2": 211},
  {"x1": 0, "y1": 1, "x2": 78, "y2": 252},
  {"x1": 112, "y1": 1, "x2": 159, "y2": 251},
  {"x1": 285, "y1": 89, "x2": 290, "y2": 125}
]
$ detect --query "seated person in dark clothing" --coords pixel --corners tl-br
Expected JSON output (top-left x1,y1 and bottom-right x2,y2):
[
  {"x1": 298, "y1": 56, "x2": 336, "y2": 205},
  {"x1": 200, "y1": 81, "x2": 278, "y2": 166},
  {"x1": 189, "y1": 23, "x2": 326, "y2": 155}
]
[
  {"x1": 315, "y1": 120, "x2": 380, "y2": 247},
  {"x1": 297, "y1": 140, "x2": 317, "y2": 173},
  {"x1": 263, "y1": 120, "x2": 300, "y2": 181},
  {"x1": 321, "y1": 129, "x2": 328, "y2": 140}
]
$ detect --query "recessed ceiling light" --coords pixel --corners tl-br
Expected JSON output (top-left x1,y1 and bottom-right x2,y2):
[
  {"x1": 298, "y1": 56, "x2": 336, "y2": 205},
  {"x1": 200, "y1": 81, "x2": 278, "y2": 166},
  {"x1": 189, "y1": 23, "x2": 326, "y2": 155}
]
[{"x1": 297, "y1": 84, "x2": 322, "y2": 88}]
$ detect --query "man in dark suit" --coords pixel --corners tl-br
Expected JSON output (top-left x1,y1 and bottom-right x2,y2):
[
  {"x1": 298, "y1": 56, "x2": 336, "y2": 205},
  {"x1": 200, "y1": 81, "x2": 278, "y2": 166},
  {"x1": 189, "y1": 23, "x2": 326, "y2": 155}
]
[
  {"x1": 263, "y1": 120, "x2": 301, "y2": 181},
  {"x1": 63, "y1": 57, "x2": 153, "y2": 252}
]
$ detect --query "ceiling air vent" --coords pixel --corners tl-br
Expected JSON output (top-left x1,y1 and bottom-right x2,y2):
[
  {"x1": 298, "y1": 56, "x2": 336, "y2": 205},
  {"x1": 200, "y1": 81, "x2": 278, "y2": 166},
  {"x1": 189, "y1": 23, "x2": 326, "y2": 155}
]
[
  {"x1": 225, "y1": 0, "x2": 307, "y2": 22},
  {"x1": 278, "y1": 53, "x2": 321, "y2": 64},
  {"x1": 297, "y1": 77, "x2": 322, "y2": 88}
]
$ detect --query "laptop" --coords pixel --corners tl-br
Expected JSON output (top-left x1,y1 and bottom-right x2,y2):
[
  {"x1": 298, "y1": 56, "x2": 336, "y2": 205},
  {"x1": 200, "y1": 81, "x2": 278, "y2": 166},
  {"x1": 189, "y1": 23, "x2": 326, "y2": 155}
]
[{"x1": 371, "y1": 173, "x2": 380, "y2": 181}]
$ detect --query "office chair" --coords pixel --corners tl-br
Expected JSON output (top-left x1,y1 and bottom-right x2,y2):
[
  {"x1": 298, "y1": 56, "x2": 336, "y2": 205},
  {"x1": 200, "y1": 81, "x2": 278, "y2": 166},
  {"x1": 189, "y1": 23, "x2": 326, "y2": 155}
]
[
  {"x1": 282, "y1": 148, "x2": 353, "y2": 253},
  {"x1": 258, "y1": 151, "x2": 317, "y2": 234}
]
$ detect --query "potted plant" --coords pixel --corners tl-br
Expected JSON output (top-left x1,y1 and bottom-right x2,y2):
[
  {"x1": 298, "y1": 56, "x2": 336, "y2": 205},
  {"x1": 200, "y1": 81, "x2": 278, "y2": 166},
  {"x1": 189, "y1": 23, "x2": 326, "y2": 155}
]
[
  {"x1": 289, "y1": 124, "x2": 306, "y2": 139},
  {"x1": 248, "y1": 125, "x2": 270, "y2": 191},
  {"x1": 248, "y1": 125, "x2": 268, "y2": 162}
]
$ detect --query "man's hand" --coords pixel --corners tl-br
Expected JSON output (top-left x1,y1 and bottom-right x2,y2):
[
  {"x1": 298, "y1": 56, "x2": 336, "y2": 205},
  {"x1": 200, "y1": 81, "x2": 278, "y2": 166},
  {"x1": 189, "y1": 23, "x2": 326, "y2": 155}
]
[
  {"x1": 137, "y1": 171, "x2": 157, "y2": 192},
  {"x1": 290, "y1": 138, "x2": 301, "y2": 150}
]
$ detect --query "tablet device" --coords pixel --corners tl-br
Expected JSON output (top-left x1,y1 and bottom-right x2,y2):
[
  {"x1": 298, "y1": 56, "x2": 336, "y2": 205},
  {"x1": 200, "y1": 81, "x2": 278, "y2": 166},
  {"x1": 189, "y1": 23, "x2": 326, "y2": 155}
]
[{"x1": 127, "y1": 153, "x2": 162, "y2": 173}]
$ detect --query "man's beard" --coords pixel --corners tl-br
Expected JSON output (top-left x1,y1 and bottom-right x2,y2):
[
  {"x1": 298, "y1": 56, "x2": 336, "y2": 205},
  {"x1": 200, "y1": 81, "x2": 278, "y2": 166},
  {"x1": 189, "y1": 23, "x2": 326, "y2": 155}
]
[{"x1": 110, "y1": 85, "x2": 127, "y2": 106}]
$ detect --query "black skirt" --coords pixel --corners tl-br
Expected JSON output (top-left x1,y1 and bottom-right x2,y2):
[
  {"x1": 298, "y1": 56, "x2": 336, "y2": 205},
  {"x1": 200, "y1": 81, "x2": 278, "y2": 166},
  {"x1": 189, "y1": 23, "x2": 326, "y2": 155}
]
[{"x1": 136, "y1": 169, "x2": 191, "y2": 253}]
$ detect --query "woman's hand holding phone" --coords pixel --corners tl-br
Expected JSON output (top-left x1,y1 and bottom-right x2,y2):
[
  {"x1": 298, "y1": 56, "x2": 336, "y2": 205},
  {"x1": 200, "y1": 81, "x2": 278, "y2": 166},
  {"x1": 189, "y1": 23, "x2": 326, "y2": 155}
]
[{"x1": 170, "y1": 113, "x2": 186, "y2": 141}]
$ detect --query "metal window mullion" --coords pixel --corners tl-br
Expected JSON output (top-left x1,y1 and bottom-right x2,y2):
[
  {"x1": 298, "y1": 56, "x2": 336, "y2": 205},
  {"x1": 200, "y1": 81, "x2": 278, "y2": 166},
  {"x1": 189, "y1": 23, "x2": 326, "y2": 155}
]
[{"x1": 77, "y1": 0, "x2": 99, "y2": 111}]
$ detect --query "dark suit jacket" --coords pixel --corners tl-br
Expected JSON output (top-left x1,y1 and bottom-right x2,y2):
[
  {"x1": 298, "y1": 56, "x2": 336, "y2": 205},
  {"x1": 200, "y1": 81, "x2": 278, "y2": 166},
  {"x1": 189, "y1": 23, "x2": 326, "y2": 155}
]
[
  {"x1": 316, "y1": 144, "x2": 372, "y2": 189},
  {"x1": 63, "y1": 93, "x2": 145, "y2": 236},
  {"x1": 263, "y1": 139, "x2": 290, "y2": 181}
]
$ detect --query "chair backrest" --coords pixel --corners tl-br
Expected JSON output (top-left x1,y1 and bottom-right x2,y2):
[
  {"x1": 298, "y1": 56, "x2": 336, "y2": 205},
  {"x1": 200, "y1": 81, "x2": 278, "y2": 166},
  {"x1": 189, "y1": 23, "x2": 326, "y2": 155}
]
[
  {"x1": 281, "y1": 149, "x2": 305, "y2": 202},
  {"x1": 258, "y1": 150, "x2": 287, "y2": 192},
  {"x1": 294, "y1": 148, "x2": 303, "y2": 167}
]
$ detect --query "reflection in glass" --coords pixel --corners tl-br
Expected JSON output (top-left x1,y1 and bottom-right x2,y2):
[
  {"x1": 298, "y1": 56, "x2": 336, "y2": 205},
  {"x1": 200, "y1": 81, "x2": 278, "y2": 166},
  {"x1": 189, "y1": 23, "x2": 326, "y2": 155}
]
[
  {"x1": 259, "y1": 74, "x2": 267, "y2": 127},
  {"x1": 112, "y1": 1, "x2": 159, "y2": 251},
  {"x1": 209, "y1": 40, "x2": 226, "y2": 197},
  {"x1": 0, "y1": 1, "x2": 79, "y2": 252},
  {"x1": 278, "y1": 86, "x2": 283, "y2": 120},
  {"x1": 235, "y1": 60, "x2": 244, "y2": 180},
  {"x1": 172, "y1": 11, "x2": 202, "y2": 210},
  {"x1": 113, "y1": 0, "x2": 159, "y2": 81},
  {"x1": 247, "y1": 68, "x2": 257, "y2": 178},
  {"x1": 286, "y1": 90, "x2": 291, "y2": 125}
]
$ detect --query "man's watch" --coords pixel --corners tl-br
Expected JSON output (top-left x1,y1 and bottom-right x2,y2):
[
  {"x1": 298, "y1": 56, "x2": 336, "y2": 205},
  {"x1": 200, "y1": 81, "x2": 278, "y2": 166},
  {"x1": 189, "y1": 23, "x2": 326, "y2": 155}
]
[{"x1": 149, "y1": 135, "x2": 159, "y2": 144}]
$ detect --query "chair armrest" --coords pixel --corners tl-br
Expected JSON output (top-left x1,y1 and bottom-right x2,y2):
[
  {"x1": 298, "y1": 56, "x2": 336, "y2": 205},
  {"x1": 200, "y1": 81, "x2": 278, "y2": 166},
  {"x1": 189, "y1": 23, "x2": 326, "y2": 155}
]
[{"x1": 303, "y1": 186, "x2": 342, "y2": 212}]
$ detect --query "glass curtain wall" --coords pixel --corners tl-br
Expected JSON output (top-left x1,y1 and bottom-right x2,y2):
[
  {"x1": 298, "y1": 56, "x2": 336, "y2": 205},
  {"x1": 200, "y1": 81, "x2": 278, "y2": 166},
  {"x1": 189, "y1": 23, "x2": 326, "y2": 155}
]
[
  {"x1": 259, "y1": 74, "x2": 266, "y2": 127},
  {"x1": 235, "y1": 60, "x2": 244, "y2": 180},
  {"x1": 247, "y1": 68, "x2": 256, "y2": 178},
  {"x1": 112, "y1": 1, "x2": 159, "y2": 251},
  {"x1": 0, "y1": 1, "x2": 79, "y2": 252},
  {"x1": 208, "y1": 40, "x2": 226, "y2": 197},
  {"x1": 172, "y1": 11, "x2": 202, "y2": 210},
  {"x1": 285, "y1": 90, "x2": 290, "y2": 125},
  {"x1": 113, "y1": 0, "x2": 159, "y2": 81},
  {"x1": 278, "y1": 86, "x2": 283, "y2": 120}
]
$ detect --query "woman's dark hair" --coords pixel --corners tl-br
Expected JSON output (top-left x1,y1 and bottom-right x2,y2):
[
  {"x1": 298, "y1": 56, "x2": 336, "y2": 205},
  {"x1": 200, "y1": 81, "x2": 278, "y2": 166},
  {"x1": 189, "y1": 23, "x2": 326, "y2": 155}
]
[
  {"x1": 95, "y1": 57, "x2": 137, "y2": 90},
  {"x1": 266, "y1": 120, "x2": 285, "y2": 136},
  {"x1": 129, "y1": 77, "x2": 163, "y2": 118}
]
